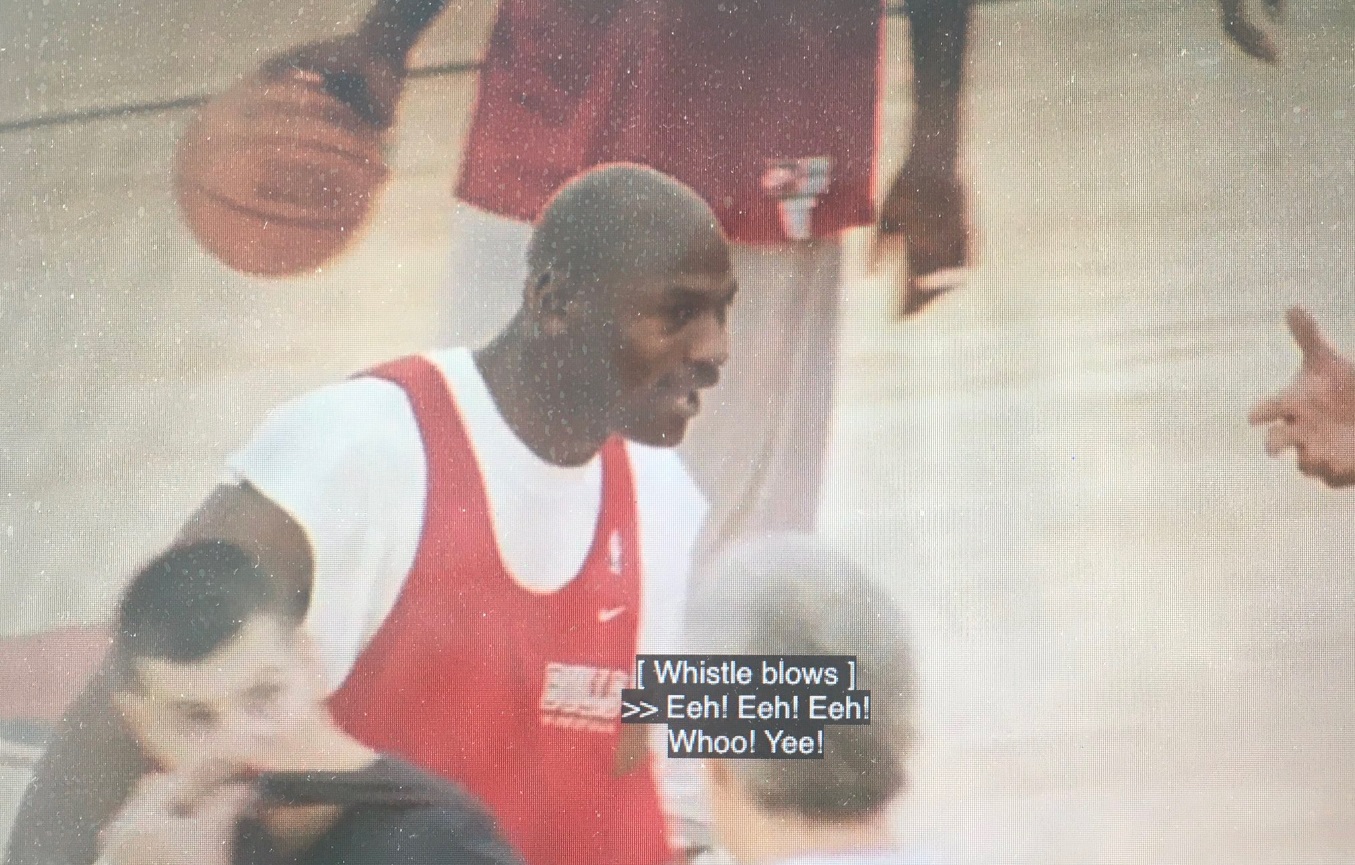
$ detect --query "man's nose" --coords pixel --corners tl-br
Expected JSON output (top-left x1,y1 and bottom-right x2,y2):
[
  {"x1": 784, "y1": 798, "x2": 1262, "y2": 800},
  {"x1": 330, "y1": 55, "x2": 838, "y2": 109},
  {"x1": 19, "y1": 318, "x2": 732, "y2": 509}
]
[{"x1": 689, "y1": 308, "x2": 730, "y2": 371}]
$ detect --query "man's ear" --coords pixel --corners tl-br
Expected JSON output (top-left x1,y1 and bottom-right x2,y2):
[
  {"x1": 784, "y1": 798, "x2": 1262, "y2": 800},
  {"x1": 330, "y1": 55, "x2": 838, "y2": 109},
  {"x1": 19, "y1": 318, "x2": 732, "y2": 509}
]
[
  {"x1": 111, "y1": 688, "x2": 135, "y2": 721},
  {"x1": 111, "y1": 687, "x2": 149, "y2": 745},
  {"x1": 525, "y1": 268, "x2": 575, "y2": 336}
]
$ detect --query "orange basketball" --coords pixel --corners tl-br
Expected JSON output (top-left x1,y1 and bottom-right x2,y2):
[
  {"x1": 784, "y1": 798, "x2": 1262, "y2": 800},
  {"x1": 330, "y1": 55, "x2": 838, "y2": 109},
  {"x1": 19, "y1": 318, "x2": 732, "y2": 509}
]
[{"x1": 174, "y1": 72, "x2": 390, "y2": 277}]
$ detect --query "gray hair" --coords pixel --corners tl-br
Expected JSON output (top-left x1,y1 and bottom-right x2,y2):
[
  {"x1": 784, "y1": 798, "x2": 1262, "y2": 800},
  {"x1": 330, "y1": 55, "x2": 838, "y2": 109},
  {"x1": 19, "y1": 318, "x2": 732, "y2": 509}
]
[{"x1": 684, "y1": 533, "x2": 916, "y2": 820}]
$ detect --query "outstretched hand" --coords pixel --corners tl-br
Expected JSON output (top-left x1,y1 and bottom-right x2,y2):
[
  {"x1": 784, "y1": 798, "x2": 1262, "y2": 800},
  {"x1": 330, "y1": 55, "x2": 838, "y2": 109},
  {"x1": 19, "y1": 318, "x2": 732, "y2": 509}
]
[{"x1": 1249, "y1": 307, "x2": 1355, "y2": 487}]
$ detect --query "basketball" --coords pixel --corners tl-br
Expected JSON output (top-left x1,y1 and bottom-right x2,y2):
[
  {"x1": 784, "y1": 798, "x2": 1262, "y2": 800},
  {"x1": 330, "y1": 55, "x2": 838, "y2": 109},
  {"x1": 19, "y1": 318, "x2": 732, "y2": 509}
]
[{"x1": 174, "y1": 71, "x2": 390, "y2": 277}]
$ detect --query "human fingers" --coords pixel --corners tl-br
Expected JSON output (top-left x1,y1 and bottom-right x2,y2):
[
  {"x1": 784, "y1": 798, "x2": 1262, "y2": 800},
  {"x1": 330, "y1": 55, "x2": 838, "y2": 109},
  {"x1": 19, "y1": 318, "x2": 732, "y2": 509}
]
[
  {"x1": 165, "y1": 760, "x2": 240, "y2": 815},
  {"x1": 1264, "y1": 422, "x2": 1302, "y2": 457},
  {"x1": 196, "y1": 782, "x2": 258, "y2": 827},
  {"x1": 1248, "y1": 391, "x2": 1299, "y2": 425},
  {"x1": 1286, "y1": 307, "x2": 1337, "y2": 367}
]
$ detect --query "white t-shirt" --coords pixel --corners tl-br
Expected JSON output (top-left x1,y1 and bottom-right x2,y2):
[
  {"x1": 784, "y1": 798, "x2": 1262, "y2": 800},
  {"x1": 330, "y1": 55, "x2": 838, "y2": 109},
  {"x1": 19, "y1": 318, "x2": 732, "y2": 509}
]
[{"x1": 224, "y1": 348, "x2": 706, "y2": 693}]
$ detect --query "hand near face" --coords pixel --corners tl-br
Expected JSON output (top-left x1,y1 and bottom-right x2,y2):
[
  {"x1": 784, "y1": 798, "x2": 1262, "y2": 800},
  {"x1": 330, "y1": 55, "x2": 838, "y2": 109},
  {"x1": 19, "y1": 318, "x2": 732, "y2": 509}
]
[
  {"x1": 1249, "y1": 307, "x2": 1355, "y2": 488},
  {"x1": 99, "y1": 767, "x2": 255, "y2": 865}
]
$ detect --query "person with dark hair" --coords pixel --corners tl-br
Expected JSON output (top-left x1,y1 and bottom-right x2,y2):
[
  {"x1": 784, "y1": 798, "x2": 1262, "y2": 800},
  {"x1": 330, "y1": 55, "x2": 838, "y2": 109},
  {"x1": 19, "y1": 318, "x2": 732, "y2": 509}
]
[
  {"x1": 106, "y1": 540, "x2": 295, "y2": 689},
  {"x1": 684, "y1": 534, "x2": 919, "y2": 865},
  {"x1": 8, "y1": 164, "x2": 734, "y2": 865},
  {"x1": 11, "y1": 540, "x2": 522, "y2": 865}
]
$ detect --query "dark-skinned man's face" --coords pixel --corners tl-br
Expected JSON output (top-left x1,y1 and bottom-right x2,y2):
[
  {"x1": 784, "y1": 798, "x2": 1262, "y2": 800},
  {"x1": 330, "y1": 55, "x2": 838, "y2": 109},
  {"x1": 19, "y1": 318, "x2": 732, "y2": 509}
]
[{"x1": 573, "y1": 223, "x2": 736, "y2": 448}]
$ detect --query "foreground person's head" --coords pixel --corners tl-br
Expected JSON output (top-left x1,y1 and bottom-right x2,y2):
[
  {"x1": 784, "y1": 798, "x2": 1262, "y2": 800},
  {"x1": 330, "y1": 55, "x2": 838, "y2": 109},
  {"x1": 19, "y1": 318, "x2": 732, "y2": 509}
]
[
  {"x1": 110, "y1": 540, "x2": 325, "y2": 780},
  {"x1": 686, "y1": 533, "x2": 916, "y2": 863}
]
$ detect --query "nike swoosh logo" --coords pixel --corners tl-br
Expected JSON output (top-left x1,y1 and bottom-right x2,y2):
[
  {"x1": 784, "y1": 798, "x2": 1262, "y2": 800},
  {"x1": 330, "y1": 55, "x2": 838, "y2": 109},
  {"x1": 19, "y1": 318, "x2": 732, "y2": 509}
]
[{"x1": 598, "y1": 607, "x2": 626, "y2": 623}]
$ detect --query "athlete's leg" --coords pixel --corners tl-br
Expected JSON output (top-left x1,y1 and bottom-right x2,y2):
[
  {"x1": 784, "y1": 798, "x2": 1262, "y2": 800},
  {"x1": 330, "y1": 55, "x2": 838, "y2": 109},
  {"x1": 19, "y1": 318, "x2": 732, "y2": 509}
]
[
  {"x1": 437, "y1": 200, "x2": 533, "y2": 349},
  {"x1": 679, "y1": 239, "x2": 843, "y2": 571}
]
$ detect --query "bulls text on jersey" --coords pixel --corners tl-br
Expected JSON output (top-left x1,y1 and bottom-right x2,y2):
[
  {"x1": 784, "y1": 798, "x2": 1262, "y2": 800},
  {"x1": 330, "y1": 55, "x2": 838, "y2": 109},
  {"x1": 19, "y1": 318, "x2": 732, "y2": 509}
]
[{"x1": 540, "y1": 662, "x2": 630, "y2": 733}]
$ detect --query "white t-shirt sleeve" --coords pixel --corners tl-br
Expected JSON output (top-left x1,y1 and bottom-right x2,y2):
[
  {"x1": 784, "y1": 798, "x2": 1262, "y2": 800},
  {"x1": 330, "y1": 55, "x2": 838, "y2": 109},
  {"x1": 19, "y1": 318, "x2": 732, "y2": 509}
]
[{"x1": 223, "y1": 377, "x2": 427, "y2": 693}]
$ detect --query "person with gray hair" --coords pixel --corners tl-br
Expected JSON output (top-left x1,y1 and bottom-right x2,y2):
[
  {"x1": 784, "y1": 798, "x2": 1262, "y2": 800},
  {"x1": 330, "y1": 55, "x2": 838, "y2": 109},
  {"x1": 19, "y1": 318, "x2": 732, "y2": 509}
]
[{"x1": 681, "y1": 533, "x2": 920, "y2": 865}]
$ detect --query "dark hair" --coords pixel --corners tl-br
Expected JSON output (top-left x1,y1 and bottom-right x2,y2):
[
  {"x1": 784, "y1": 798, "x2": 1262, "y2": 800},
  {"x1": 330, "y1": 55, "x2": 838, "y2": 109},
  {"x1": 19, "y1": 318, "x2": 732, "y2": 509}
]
[{"x1": 110, "y1": 540, "x2": 297, "y2": 690}]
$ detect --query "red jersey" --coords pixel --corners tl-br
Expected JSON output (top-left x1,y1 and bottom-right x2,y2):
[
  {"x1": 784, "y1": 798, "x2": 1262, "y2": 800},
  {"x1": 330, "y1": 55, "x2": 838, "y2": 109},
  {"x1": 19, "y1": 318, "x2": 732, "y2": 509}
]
[
  {"x1": 456, "y1": 0, "x2": 882, "y2": 244},
  {"x1": 328, "y1": 356, "x2": 671, "y2": 865}
]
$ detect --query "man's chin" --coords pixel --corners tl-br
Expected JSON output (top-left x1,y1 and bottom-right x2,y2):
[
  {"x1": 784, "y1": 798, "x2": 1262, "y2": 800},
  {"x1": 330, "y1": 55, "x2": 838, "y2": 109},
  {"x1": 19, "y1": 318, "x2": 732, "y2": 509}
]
[{"x1": 621, "y1": 416, "x2": 691, "y2": 449}]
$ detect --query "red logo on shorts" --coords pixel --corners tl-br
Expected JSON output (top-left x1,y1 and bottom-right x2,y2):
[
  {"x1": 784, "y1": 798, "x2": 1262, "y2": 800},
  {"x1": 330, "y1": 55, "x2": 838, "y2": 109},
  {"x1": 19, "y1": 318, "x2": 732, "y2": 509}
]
[{"x1": 761, "y1": 157, "x2": 832, "y2": 241}]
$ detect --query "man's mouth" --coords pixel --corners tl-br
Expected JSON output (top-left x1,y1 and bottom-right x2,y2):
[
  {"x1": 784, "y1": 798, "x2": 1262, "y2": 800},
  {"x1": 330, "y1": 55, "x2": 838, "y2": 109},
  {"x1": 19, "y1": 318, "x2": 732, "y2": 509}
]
[
  {"x1": 674, "y1": 389, "x2": 700, "y2": 416},
  {"x1": 655, "y1": 383, "x2": 703, "y2": 418}
]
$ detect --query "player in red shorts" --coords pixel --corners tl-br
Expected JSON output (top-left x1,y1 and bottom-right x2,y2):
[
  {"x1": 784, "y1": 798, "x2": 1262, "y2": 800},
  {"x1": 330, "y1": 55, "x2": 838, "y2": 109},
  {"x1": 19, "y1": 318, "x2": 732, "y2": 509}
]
[
  {"x1": 6, "y1": 165, "x2": 735, "y2": 865},
  {"x1": 252, "y1": 0, "x2": 974, "y2": 572},
  {"x1": 247, "y1": 0, "x2": 1283, "y2": 568}
]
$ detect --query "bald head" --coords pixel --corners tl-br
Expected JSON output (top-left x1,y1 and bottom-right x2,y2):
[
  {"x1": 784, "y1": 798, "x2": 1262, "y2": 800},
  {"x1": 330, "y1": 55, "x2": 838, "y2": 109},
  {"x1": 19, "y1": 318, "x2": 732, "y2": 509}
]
[
  {"x1": 527, "y1": 164, "x2": 726, "y2": 290},
  {"x1": 480, "y1": 163, "x2": 733, "y2": 465}
]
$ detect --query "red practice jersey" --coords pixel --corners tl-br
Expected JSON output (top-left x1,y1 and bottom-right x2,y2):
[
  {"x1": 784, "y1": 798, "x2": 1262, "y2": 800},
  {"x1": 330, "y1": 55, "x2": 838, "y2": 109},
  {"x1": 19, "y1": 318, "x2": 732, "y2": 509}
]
[
  {"x1": 328, "y1": 356, "x2": 671, "y2": 865},
  {"x1": 457, "y1": 0, "x2": 883, "y2": 244}
]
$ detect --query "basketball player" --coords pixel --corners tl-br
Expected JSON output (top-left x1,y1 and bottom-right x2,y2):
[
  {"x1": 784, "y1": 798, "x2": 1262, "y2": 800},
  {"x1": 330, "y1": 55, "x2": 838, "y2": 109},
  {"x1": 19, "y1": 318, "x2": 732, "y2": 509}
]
[
  {"x1": 1250, "y1": 306, "x2": 1355, "y2": 488},
  {"x1": 251, "y1": 0, "x2": 974, "y2": 570},
  {"x1": 6, "y1": 164, "x2": 733, "y2": 865},
  {"x1": 685, "y1": 533, "x2": 919, "y2": 865},
  {"x1": 252, "y1": 0, "x2": 1282, "y2": 566},
  {"x1": 77, "y1": 539, "x2": 521, "y2": 865}
]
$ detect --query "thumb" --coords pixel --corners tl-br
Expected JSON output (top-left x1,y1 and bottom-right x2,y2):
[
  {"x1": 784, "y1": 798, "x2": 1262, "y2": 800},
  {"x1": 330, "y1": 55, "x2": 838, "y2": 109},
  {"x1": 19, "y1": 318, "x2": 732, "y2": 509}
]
[
  {"x1": 197, "y1": 782, "x2": 257, "y2": 827},
  {"x1": 1286, "y1": 307, "x2": 1337, "y2": 366},
  {"x1": 171, "y1": 759, "x2": 236, "y2": 810}
]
